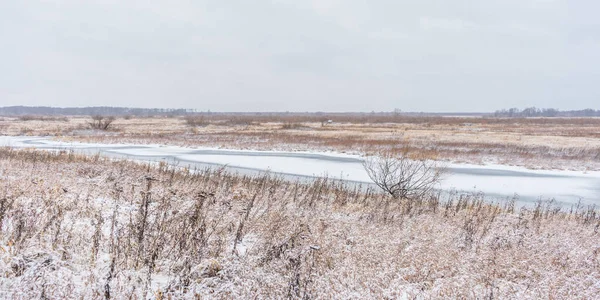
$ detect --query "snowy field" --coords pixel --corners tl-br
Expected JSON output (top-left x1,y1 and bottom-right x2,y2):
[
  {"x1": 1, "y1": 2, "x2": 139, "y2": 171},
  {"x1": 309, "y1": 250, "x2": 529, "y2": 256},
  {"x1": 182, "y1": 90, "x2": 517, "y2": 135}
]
[
  {"x1": 0, "y1": 145, "x2": 598, "y2": 299},
  {"x1": 3, "y1": 115, "x2": 600, "y2": 172},
  {"x1": 2, "y1": 136, "x2": 599, "y2": 207}
]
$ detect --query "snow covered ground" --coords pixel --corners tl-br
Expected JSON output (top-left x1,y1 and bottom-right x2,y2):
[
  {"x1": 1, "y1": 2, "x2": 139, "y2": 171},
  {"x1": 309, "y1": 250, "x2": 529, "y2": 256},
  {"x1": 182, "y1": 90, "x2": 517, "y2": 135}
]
[
  {"x1": 2, "y1": 136, "x2": 599, "y2": 206},
  {"x1": 2, "y1": 148, "x2": 597, "y2": 299}
]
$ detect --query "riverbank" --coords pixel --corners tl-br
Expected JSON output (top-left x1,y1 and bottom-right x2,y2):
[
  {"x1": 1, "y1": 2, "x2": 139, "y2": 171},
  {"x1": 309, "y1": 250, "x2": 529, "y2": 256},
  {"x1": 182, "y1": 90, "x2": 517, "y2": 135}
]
[
  {"x1": 2, "y1": 136, "x2": 599, "y2": 207},
  {"x1": 0, "y1": 147, "x2": 598, "y2": 298},
  {"x1": 2, "y1": 115, "x2": 600, "y2": 171}
]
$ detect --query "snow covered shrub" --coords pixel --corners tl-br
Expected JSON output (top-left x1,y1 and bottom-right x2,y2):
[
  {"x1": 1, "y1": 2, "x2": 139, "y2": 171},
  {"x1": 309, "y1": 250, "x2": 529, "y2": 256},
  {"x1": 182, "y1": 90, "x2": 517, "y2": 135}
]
[{"x1": 363, "y1": 149, "x2": 446, "y2": 200}]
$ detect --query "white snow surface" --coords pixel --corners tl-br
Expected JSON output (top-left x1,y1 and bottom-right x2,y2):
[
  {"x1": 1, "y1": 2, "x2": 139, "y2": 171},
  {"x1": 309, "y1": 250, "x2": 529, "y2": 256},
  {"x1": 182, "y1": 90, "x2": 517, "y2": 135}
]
[{"x1": 2, "y1": 136, "x2": 599, "y2": 206}]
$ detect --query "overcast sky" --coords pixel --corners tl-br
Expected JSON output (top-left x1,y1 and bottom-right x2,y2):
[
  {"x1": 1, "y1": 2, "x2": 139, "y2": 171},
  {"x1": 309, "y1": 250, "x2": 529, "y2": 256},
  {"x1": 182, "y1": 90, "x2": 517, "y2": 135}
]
[{"x1": 1, "y1": 1, "x2": 599, "y2": 112}]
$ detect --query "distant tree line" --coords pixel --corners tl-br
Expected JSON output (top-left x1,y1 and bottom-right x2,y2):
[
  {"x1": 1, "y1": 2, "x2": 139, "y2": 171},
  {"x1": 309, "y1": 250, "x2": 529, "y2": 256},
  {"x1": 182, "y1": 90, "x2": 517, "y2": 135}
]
[
  {"x1": 0, "y1": 106, "x2": 194, "y2": 116},
  {"x1": 493, "y1": 107, "x2": 600, "y2": 117},
  {"x1": 3, "y1": 105, "x2": 598, "y2": 118}
]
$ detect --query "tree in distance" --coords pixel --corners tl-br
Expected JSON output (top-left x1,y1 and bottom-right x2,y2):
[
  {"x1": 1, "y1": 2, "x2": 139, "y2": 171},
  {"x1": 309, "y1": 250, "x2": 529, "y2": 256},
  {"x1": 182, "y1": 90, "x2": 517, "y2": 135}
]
[{"x1": 88, "y1": 115, "x2": 116, "y2": 130}]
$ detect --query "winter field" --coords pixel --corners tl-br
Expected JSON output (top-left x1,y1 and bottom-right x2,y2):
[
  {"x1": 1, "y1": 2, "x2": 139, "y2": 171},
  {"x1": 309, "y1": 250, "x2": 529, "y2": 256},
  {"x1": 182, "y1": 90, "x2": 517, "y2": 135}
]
[
  {"x1": 1, "y1": 136, "x2": 599, "y2": 207},
  {"x1": 2, "y1": 115, "x2": 600, "y2": 170},
  {"x1": 0, "y1": 148, "x2": 599, "y2": 298},
  {"x1": 0, "y1": 115, "x2": 599, "y2": 298}
]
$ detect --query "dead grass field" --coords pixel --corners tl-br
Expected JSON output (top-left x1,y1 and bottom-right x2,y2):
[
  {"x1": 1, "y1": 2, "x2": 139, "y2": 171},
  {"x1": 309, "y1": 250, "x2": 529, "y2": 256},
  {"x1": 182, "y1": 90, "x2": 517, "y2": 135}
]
[
  {"x1": 0, "y1": 148, "x2": 598, "y2": 298},
  {"x1": 1, "y1": 115, "x2": 600, "y2": 169}
]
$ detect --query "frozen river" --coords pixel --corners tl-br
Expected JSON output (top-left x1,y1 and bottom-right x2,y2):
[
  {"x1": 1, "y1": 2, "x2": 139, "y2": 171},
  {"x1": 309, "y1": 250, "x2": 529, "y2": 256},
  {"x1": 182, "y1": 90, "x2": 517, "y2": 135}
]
[{"x1": 2, "y1": 136, "x2": 599, "y2": 207}]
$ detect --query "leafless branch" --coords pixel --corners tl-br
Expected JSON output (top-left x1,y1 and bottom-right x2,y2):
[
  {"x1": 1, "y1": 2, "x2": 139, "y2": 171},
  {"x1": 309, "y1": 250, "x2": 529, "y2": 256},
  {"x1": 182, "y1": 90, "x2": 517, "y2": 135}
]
[
  {"x1": 363, "y1": 150, "x2": 446, "y2": 200},
  {"x1": 88, "y1": 115, "x2": 116, "y2": 130}
]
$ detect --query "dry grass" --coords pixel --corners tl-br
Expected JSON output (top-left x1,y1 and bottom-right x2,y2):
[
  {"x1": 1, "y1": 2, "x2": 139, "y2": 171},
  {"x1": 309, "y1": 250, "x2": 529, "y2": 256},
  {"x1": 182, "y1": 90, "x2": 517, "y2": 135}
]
[
  {"x1": 0, "y1": 148, "x2": 598, "y2": 298},
  {"x1": 18, "y1": 115, "x2": 69, "y2": 122},
  {"x1": 2, "y1": 115, "x2": 600, "y2": 169}
]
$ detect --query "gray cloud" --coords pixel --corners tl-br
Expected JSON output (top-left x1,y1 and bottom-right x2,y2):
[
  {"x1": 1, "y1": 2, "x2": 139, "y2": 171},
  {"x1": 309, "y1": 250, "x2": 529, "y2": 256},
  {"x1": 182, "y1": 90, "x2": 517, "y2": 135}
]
[{"x1": 1, "y1": 0, "x2": 599, "y2": 112}]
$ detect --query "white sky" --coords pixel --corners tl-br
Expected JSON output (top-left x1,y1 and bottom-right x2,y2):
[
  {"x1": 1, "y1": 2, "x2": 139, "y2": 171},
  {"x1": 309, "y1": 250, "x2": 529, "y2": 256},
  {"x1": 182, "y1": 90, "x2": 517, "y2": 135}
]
[{"x1": 1, "y1": 0, "x2": 599, "y2": 112}]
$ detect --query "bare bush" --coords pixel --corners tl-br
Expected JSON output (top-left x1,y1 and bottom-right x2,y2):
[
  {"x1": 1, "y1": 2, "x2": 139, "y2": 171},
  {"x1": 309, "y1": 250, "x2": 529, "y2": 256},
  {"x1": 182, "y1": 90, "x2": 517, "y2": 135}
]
[
  {"x1": 88, "y1": 115, "x2": 116, "y2": 130},
  {"x1": 363, "y1": 150, "x2": 445, "y2": 199}
]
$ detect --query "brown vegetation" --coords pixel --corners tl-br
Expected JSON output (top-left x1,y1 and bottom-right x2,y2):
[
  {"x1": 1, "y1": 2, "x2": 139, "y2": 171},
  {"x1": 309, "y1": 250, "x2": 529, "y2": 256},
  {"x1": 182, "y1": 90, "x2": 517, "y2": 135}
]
[
  {"x1": 18, "y1": 115, "x2": 69, "y2": 122},
  {"x1": 88, "y1": 115, "x2": 117, "y2": 130},
  {"x1": 1, "y1": 115, "x2": 600, "y2": 169},
  {"x1": 364, "y1": 149, "x2": 446, "y2": 199},
  {"x1": 0, "y1": 148, "x2": 598, "y2": 298}
]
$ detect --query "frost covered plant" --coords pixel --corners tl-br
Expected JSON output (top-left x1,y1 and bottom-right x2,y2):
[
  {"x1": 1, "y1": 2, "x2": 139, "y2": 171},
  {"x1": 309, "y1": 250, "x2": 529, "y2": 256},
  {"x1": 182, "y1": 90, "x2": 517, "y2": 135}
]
[
  {"x1": 88, "y1": 115, "x2": 116, "y2": 130},
  {"x1": 363, "y1": 149, "x2": 446, "y2": 200},
  {"x1": 0, "y1": 148, "x2": 598, "y2": 299}
]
